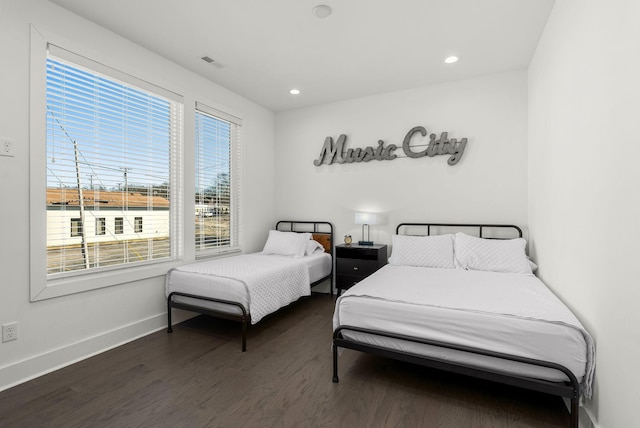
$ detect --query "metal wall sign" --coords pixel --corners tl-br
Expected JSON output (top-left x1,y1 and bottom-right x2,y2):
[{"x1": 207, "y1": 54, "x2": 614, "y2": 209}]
[{"x1": 313, "y1": 126, "x2": 467, "y2": 166}]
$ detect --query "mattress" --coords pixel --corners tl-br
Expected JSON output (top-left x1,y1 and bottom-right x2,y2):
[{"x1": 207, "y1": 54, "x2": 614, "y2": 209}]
[
  {"x1": 333, "y1": 265, "x2": 594, "y2": 397},
  {"x1": 167, "y1": 252, "x2": 331, "y2": 323}
]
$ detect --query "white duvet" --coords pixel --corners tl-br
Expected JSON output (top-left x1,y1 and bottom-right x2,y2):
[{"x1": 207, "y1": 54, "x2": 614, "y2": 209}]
[
  {"x1": 168, "y1": 254, "x2": 311, "y2": 324},
  {"x1": 333, "y1": 265, "x2": 595, "y2": 398}
]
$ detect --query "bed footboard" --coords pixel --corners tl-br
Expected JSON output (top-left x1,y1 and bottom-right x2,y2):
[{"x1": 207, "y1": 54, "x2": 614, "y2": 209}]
[
  {"x1": 332, "y1": 326, "x2": 580, "y2": 428},
  {"x1": 168, "y1": 291, "x2": 250, "y2": 352}
]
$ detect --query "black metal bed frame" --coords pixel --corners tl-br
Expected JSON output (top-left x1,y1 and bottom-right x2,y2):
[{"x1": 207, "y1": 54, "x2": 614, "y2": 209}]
[
  {"x1": 332, "y1": 223, "x2": 581, "y2": 428},
  {"x1": 168, "y1": 220, "x2": 334, "y2": 352}
]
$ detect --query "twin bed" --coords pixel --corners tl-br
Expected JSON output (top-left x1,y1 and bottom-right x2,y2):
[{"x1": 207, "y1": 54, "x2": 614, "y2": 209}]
[
  {"x1": 166, "y1": 221, "x2": 593, "y2": 428},
  {"x1": 166, "y1": 221, "x2": 333, "y2": 351}
]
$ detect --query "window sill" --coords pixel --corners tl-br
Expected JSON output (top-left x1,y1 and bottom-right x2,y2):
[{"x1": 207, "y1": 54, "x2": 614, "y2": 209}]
[
  {"x1": 195, "y1": 247, "x2": 242, "y2": 261},
  {"x1": 31, "y1": 259, "x2": 184, "y2": 302}
]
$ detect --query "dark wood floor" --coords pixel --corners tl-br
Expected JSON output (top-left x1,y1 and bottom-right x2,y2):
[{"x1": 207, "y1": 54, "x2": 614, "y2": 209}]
[{"x1": 0, "y1": 295, "x2": 570, "y2": 428}]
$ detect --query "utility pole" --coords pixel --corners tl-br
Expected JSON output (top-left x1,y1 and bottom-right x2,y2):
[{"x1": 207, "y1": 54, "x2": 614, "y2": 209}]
[
  {"x1": 121, "y1": 167, "x2": 131, "y2": 206},
  {"x1": 74, "y1": 140, "x2": 90, "y2": 269},
  {"x1": 48, "y1": 107, "x2": 90, "y2": 269},
  {"x1": 120, "y1": 167, "x2": 132, "y2": 264}
]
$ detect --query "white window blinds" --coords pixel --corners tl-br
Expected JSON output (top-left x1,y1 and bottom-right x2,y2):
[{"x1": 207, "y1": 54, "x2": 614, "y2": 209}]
[
  {"x1": 45, "y1": 44, "x2": 183, "y2": 275},
  {"x1": 195, "y1": 102, "x2": 241, "y2": 255}
]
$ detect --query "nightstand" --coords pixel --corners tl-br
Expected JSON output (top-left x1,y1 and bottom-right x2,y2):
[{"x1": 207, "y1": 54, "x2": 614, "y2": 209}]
[{"x1": 335, "y1": 244, "x2": 388, "y2": 297}]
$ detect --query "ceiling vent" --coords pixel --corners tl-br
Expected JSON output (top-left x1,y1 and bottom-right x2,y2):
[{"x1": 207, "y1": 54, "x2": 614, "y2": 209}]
[{"x1": 201, "y1": 56, "x2": 225, "y2": 68}]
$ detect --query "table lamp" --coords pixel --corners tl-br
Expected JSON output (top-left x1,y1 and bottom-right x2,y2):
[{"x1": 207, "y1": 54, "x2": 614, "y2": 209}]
[{"x1": 355, "y1": 212, "x2": 377, "y2": 246}]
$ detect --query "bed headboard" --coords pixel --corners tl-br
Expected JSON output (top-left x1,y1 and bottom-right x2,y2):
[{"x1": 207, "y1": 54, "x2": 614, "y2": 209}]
[
  {"x1": 275, "y1": 221, "x2": 334, "y2": 254},
  {"x1": 396, "y1": 223, "x2": 523, "y2": 239}
]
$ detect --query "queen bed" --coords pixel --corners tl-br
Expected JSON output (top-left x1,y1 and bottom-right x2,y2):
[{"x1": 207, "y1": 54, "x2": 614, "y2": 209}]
[
  {"x1": 167, "y1": 221, "x2": 333, "y2": 351},
  {"x1": 332, "y1": 223, "x2": 594, "y2": 428}
]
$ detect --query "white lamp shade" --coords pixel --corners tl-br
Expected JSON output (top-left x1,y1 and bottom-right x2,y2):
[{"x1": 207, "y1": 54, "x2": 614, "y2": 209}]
[{"x1": 355, "y1": 212, "x2": 377, "y2": 225}]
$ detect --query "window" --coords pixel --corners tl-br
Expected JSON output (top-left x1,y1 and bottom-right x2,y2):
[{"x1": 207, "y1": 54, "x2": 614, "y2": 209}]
[
  {"x1": 95, "y1": 217, "x2": 106, "y2": 236},
  {"x1": 195, "y1": 103, "x2": 241, "y2": 255},
  {"x1": 70, "y1": 218, "x2": 82, "y2": 237},
  {"x1": 114, "y1": 217, "x2": 124, "y2": 235},
  {"x1": 44, "y1": 44, "x2": 182, "y2": 276}
]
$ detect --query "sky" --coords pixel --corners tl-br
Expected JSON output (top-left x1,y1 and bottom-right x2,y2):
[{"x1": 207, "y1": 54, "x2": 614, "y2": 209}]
[
  {"x1": 46, "y1": 56, "x2": 173, "y2": 193},
  {"x1": 47, "y1": 56, "x2": 232, "y2": 203}
]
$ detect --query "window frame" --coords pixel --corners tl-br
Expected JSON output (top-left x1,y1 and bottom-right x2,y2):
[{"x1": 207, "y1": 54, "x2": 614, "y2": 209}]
[
  {"x1": 114, "y1": 217, "x2": 124, "y2": 235},
  {"x1": 194, "y1": 102, "x2": 242, "y2": 259},
  {"x1": 70, "y1": 218, "x2": 83, "y2": 238},
  {"x1": 95, "y1": 217, "x2": 106, "y2": 236},
  {"x1": 29, "y1": 26, "x2": 185, "y2": 301}
]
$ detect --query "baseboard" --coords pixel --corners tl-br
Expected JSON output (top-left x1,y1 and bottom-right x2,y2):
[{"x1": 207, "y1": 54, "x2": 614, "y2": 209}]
[
  {"x1": 563, "y1": 398, "x2": 599, "y2": 428},
  {"x1": 0, "y1": 310, "x2": 192, "y2": 393},
  {"x1": 580, "y1": 406, "x2": 599, "y2": 428},
  {"x1": 311, "y1": 277, "x2": 332, "y2": 294}
]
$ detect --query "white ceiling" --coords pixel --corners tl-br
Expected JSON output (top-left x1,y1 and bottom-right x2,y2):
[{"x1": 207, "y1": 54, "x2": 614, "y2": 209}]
[{"x1": 49, "y1": 0, "x2": 555, "y2": 112}]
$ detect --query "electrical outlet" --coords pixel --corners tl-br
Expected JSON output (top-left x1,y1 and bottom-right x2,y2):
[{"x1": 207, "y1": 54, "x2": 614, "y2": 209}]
[
  {"x1": 0, "y1": 138, "x2": 15, "y2": 157},
  {"x1": 2, "y1": 322, "x2": 18, "y2": 342}
]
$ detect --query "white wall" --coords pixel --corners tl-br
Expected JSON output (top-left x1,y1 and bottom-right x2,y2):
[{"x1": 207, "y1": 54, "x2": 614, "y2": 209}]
[
  {"x1": 528, "y1": 1, "x2": 640, "y2": 427},
  {"x1": 6, "y1": 6, "x2": 628, "y2": 428},
  {"x1": 0, "y1": 0, "x2": 276, "y2": 390},
  {"x1": 275, "y1": 71, "x2": 529, "y2": 245}
]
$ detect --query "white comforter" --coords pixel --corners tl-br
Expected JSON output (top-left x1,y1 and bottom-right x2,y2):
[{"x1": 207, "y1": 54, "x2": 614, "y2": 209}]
[
  {"x1": 333, "y1": 265, "x2": 595, "y2": 398},
  {"x1": 168, "y1": 254, "x2": 310, "y2": 324}
]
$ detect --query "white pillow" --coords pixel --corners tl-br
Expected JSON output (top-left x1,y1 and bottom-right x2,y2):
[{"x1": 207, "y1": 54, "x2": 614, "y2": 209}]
[
  {"x1": 454, "y1": 232, "x2": 532, "y2": 274},
  {"x1": 305, "y1": 239, "x2": 325, "y2": 256},
  {"x1": 389, "y1": 234, "x2": 455, "y2": 269},
  {"x1": 262, "y1": 230, "x2": 311, "y2": 258}
]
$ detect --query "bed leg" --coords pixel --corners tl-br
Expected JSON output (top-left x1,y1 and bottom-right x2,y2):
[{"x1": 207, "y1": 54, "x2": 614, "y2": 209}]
[
  {"x1": 570, "y1": 397, "x2": 579, "y2": 428},
  {"x1": 241, "y1": 320, "x2": 247, "y2": 352},
  {"x1": 167, "y1": 298, "x2": 173, "y2": 333},
  {"x1": 332, "y1": 343, "x2": 339, "y2": 383}
]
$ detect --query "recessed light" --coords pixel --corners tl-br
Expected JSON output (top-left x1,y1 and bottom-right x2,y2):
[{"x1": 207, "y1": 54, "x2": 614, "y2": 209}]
[
  {"x1": 289, "y1": 89, "x2": 301, "y2": 95},
  {"x1": 444, "y1": 56, "x2": 459, "y2": 64},
  {"x1": 312, "y1": 5, "x2": 332, "y2": 18}
]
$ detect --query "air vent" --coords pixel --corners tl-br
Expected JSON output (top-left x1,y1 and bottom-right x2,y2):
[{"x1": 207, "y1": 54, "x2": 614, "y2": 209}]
[{"x1": 201, "y1": 56, "x2": 226, "y2": 69}]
